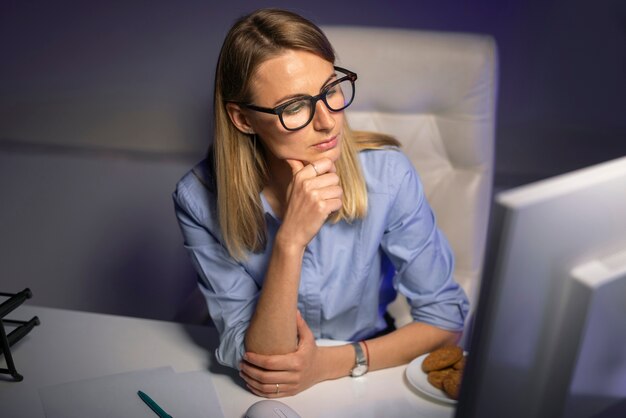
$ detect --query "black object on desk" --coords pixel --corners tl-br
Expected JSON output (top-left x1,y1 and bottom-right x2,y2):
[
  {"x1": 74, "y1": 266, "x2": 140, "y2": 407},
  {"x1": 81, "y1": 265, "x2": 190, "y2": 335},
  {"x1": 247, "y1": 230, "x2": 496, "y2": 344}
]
[{"x1": 0, "y1": 288, "x2": 40, "y2": 382}]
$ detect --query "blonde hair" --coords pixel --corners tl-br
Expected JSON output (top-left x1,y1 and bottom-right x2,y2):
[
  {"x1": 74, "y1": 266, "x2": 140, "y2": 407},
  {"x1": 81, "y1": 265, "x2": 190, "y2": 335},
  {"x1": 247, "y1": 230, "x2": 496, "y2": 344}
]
[{"x1": 213, "y1": 8, "x2": 398, "y2": 260}]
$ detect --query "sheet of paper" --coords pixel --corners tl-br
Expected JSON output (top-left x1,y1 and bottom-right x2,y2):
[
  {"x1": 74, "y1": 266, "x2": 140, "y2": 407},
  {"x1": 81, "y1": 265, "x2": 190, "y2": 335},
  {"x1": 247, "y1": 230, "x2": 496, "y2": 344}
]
[
  {"x1": 1, "y1": 367, "x2": 175, "y2": 418},
  {"x1": 135, "y1": 371, "x2": 225, "y2": 418},
  {"x1": 38, "y1": 367, "x2": 224, "y2": 418},
  {"x1": 38, "y1": 367, "x2": 172, "y2": 417}
]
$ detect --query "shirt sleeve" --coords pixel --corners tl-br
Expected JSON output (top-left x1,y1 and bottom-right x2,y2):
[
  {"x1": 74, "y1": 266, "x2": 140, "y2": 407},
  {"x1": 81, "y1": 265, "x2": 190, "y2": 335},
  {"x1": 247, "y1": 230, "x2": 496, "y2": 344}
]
[
  {"x1": 172, "y1": 176, "x2": 258, "y2": 369},
  {"x1": 380, "y1": 151, "x2": 469, "y2": 331}
]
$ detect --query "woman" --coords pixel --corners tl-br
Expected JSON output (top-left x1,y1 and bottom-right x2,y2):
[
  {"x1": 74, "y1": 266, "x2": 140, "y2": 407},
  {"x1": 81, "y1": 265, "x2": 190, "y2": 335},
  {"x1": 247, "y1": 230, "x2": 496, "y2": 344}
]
[{"x1": 173, "y1": 8, "x2": 469, "y2": 398}]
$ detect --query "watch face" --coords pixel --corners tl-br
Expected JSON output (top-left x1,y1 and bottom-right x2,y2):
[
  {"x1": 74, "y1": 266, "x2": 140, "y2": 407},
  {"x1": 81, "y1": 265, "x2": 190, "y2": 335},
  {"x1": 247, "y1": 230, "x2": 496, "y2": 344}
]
[{"x1": 351, "y1": 364, "x2": 368, "y2": 377}]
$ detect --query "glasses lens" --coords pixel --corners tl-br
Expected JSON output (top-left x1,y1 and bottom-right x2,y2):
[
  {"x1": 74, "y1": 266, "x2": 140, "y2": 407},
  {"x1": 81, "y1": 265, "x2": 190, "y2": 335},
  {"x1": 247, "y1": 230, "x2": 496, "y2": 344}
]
[
  {"x1": 325, "y1": 79, "x2": 354, "y2": 111},
  {"x1": 281, "y1": 99, "x2": 312, "y2": 130},
  {"x1": 279, "y1": 75, "x2": 355, "y2": 130}
]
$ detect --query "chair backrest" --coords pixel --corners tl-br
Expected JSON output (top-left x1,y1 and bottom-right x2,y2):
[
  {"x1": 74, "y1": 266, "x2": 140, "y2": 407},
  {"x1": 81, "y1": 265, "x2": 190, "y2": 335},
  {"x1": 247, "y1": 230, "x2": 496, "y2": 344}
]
[{"x1": 323, "y1": 26, "x2": 498, "y2": 325}]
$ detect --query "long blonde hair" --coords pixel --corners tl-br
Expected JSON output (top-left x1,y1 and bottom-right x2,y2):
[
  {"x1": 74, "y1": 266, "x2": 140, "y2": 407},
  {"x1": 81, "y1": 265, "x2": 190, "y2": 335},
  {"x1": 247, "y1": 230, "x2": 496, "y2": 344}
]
[{"x1": 213, "y1": 8, "x2": 398, "y2": 260}]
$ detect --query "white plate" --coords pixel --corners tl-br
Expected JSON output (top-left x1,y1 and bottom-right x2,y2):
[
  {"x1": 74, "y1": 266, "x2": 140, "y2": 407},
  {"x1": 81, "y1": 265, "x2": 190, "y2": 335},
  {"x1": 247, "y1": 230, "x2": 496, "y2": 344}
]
[
  {"x1": 405, "y1": 353, "x2": 462, "y2": 405},
  {"x1": 316, "y1": 338, "x2": 348, "y2": 347}
]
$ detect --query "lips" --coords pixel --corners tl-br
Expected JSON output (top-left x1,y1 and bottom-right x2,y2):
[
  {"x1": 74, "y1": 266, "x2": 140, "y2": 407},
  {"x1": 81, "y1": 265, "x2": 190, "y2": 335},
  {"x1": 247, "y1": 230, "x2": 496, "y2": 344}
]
[{"x1": 312, "y1": 135, "x2": 338, "y2": 151}]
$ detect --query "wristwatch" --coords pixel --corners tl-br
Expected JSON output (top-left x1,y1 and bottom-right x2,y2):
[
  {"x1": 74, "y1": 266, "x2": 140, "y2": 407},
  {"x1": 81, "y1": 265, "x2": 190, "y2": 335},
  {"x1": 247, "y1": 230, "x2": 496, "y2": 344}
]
[{"x1": 350, "y1": 342, "x2": 368, "y2": 377}]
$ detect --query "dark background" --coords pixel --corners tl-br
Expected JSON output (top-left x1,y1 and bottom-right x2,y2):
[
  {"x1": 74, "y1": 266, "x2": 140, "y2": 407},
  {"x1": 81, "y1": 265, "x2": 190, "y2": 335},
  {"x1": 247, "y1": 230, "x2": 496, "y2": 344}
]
[
  {"x1": 2, "y1": 0, "x2": 624, "y2": 184},
  {"x1": 1, "y1": 0, "x2": 624, "y2": 319}
]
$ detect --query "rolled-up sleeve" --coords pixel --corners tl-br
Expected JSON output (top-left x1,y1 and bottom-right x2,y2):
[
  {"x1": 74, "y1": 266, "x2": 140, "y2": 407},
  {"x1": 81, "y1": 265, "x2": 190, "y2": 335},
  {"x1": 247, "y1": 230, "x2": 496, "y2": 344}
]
[
  {"x1": 173, "y1": 177, "x2": 258, "y2": 369},
  {"x1": 381, "y1": 152, "x2": 469, "y2": 331}
]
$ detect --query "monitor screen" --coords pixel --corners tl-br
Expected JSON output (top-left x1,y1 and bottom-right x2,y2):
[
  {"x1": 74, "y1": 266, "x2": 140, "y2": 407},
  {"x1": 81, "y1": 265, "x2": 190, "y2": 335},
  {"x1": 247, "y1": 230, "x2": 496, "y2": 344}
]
[{"x1": 457, "y1": 156, "x2": 626, "y2": 418}]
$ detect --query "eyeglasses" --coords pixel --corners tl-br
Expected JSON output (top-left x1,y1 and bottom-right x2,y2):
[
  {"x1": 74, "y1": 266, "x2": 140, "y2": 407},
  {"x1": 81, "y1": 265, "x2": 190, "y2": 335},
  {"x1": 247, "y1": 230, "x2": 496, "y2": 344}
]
[{"x1": 237, "y1": 66, "x2": 357, "y2": 131}]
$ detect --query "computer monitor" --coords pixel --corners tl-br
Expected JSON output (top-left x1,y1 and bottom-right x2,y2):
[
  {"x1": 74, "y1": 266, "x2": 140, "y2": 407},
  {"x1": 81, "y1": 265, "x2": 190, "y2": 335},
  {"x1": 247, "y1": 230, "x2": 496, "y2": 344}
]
[{"x1": 457, "y1": 156, "x2": 626, "y2": 418}]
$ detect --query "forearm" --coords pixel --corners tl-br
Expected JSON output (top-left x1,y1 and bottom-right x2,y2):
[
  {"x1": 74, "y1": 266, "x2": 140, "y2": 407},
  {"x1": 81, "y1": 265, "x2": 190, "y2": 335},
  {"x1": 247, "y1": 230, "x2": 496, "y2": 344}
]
[
  {"x1": 311, "y1": 323, "x2": 459, "y2": 384},
  {"x1": 315, "y1": 344, "x2": 355, "y2": 381},
  {"x1": 365, "y1": 322, "x2": 460, "y2": 371},
  {"x1": 244, "y1": 234, "x2": 304, "y2": 355},
  {"x1": 245, "y1": 157, "x2": 343, "y2": 356}
]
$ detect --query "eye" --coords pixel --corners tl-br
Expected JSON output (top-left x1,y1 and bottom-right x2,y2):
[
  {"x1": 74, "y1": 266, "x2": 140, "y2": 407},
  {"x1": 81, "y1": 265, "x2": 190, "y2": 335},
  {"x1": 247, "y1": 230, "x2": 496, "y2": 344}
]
[
  {"x1": 283, "y1": 100, "x2": 307, "y2": 115},
  {"x1": 325, "y1": 85, "x2": 338, "y2": 97}
]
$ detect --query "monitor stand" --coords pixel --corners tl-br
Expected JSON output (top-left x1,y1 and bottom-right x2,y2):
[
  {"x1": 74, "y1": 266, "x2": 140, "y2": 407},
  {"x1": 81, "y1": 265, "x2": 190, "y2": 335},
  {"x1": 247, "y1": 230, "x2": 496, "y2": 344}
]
[{"x1": 546, "y1": 249, "x2": 626, "y2": 418}]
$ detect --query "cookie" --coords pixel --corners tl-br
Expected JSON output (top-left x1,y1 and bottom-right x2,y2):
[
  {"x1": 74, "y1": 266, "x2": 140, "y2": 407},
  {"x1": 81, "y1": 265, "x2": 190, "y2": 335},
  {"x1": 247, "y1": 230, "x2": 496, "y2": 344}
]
[
  {"x1": 427, "y1": 368, "x2": 455, "y2": 390},
  {"x1": 453, "y1": 356, "x2": 466, "y2": 370},
  {"x1": 421, "y1": 346, "x2": 464, "y2": 373},
  {"x1": 442, "y1": 370, "x2": 463, "y2": 400}
]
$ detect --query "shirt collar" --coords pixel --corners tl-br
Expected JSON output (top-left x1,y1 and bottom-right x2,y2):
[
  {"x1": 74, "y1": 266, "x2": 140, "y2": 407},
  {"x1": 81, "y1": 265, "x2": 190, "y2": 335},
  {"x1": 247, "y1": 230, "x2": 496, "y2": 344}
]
[{"x1": 260, "y1": 191, "x2": 280, "y2": 222}]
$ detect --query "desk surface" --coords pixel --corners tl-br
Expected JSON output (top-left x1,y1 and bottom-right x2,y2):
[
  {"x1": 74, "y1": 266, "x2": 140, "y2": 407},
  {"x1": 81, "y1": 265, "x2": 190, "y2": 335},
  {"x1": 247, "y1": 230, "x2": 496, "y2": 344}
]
[{"x1": 0, "y1": 305, "x2": 455, "y2": 418}]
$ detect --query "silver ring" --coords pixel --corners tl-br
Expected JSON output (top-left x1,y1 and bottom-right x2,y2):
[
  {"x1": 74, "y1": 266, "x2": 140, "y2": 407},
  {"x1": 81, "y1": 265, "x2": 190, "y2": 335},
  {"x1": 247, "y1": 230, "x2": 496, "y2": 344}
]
[
  {"x1": 311, "y1": 163, "x2": 319, "y2": 176},
  {"x1": 275, "y1": 383, "x2": 280, "y2": 394}
]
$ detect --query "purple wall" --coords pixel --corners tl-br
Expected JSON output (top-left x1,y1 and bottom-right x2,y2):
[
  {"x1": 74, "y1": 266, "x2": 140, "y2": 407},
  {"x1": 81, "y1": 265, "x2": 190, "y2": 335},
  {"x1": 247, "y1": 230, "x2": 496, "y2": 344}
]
[
  {"x1": 2, "y1": 0, "x2": 625, "y2": 184},
  {"x1": 1, "y1": 0, "x2": 625, "y2": 319}
]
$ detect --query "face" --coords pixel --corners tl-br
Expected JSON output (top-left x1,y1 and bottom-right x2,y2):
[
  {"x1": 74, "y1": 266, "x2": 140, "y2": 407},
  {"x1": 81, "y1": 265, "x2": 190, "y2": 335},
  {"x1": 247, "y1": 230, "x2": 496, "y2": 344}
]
[{"x1": 230, "y1": 50, "x2": 344, "y2": 166}]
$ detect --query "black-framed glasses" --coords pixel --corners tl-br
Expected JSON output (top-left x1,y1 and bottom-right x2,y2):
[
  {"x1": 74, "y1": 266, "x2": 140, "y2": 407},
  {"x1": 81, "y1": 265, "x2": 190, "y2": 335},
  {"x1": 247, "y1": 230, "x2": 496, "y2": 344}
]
[{"x1": 237, "y1": 66, "x2": 357, "y2": 131}]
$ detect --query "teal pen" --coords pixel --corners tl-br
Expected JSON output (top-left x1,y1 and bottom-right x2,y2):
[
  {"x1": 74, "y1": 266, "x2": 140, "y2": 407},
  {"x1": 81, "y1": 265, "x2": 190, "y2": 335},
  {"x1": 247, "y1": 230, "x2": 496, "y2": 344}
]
[{"x1": 137, "y1": 390, "x2": 173, "y2": 418}]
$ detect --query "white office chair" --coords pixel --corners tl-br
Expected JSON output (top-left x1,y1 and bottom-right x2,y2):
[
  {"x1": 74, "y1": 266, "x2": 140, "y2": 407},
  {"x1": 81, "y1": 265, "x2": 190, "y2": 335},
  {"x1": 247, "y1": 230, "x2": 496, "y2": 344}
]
[{"x1": 323, "y1": 26, "x2": 498, "y2": 327}]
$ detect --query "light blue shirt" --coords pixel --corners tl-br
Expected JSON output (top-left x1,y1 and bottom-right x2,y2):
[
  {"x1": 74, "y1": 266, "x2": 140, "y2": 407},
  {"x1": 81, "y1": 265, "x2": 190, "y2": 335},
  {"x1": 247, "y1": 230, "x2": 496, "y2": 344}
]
[{"x1": 173, "y1": 148, "x2": 469, "y2": 369}]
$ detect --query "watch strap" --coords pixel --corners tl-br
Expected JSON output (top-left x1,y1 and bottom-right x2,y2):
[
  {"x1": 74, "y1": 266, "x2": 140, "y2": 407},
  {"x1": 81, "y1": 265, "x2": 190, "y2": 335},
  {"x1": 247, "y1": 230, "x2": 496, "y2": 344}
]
[{"x1": 350, "y1": 341, "x2": 368, "y2": 376}]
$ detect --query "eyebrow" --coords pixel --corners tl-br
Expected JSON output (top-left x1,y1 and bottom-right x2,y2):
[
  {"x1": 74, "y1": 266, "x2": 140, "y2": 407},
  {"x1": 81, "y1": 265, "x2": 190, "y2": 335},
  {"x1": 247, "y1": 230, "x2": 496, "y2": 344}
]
[{"x1": 272, "y1": 71, "x2": 338, "y2": 107}]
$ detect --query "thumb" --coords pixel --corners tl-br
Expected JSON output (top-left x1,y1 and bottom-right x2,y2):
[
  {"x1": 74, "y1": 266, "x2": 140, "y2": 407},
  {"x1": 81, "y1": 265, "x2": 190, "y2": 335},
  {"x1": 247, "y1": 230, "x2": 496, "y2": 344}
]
[
  {"x1": 296, "y1": 310, "x2": 314, "y2": 343},
  {"x1": 285, "y1": 159, "x2": 305, "y2": 175}
]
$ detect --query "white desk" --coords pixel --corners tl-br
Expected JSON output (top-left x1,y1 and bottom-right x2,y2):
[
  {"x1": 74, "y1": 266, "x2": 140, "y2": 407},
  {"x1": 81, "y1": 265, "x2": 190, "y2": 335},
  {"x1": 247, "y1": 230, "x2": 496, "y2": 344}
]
[{"x1": 0, "y1": 305, "x2": 455, "y2": 418}]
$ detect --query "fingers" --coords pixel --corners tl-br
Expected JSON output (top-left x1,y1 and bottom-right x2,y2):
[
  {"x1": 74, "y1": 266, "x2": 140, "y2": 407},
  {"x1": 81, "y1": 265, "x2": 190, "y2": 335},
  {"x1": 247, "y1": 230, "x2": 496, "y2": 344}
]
[
  {"x1": 243, "y1": 351, "x2": 303, "y2": 372},
  {"x1": 281, "y1": 157, "x2": 342, "y2": 247},
  {"x1": 239, "y1": 362, "x2": 294, "y2": 385},
  {"x1": 241, "y1": 378, "x2": 295, "y2": 398},
  {"x1": 287, "y1": 157, "x2": 336, "y2": 179},
  {"x1": 294, "y1": 162, "x2": 341, "y2": 202},
  {"x1": 285, "y1": 159, "x2": 305, "y2": 175},
  {"x1": 308, "y1": 158, "x2": 336, "y2": 175},
  {"x1": 239, "y1": 356, "x2": 301, "y2": 398},
  {"x1": 240, "y1": 314, "x2": 320, "y2": 398}
]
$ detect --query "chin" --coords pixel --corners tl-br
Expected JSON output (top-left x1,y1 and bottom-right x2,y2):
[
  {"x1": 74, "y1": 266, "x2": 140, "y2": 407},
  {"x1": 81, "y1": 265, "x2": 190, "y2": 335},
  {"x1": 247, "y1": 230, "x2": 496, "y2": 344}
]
[
  {"x1": 320, "y1": 134, "x2": 343, "y2": 163},
  {"x1": 323, "y1": 146, "x2": 342, "y2": 163},
  {"x1": 303, "y1": 148, "x2": 341, "y2": 165}
]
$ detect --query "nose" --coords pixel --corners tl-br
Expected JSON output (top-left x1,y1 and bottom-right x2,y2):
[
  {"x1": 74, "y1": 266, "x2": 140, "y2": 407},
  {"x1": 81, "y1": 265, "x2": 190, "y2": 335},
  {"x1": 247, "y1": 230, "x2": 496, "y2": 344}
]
[{"x1": 312, "y1": 99, "x2": 336, "y2": 132}]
